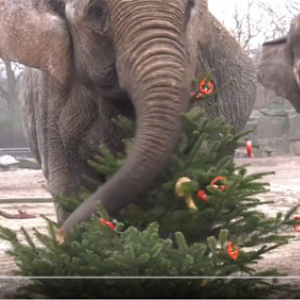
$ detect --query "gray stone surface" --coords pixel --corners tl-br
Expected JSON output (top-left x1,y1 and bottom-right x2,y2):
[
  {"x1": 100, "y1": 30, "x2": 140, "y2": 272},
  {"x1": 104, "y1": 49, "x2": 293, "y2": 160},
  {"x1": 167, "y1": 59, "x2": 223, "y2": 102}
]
[
  {"x1": 256, "y1": 115, "x2": 289, "y2": 139},
  {"x1": 290, "y1": 141, "x2": 300, "y2": 156},
  {"x1": 289, "y1": 113, "x2": 300, "y2": 141},
  {"x1": 245, "y1": 85, "x2": 300, "y2": 156}
]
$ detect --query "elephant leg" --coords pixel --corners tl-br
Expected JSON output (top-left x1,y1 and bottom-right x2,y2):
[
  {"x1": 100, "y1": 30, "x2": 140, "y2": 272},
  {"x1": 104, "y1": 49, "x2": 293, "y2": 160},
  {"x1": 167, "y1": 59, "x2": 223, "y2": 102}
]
[
  {"x1": 54, "y1": 202, "x2": 70, "y2": 226},
  {"x1": 49, "y1": 167, "x2": 79, "y2": 225}
]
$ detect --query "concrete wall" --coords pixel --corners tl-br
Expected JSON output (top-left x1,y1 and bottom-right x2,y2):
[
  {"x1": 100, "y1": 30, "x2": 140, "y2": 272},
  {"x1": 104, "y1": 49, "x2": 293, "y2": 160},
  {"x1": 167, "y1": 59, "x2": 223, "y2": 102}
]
[{"x1": 245, "y1": 84, "x2": 300, "y2": 157}]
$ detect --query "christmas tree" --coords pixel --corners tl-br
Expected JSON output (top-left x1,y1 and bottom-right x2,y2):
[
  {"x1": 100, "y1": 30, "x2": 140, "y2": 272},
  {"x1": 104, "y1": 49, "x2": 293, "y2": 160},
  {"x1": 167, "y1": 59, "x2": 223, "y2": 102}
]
[{"x1": 0, "y1": 79, "x2": 299, "y2": 298}]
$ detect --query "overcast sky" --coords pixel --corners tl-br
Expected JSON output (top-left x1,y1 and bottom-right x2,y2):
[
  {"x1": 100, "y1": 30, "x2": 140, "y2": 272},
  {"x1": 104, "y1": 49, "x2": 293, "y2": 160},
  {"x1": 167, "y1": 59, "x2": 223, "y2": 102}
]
[
  {"x1": 208, "y1": 0, "x2": 295, "y2": 48},
  {"x1": 209, "y1": 0, "x2": 288, "y2": 20}
]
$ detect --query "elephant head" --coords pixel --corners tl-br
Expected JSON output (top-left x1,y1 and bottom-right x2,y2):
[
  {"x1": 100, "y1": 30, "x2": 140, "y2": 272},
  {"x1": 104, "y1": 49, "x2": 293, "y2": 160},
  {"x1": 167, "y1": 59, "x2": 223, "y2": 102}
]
[
  {"x1": 0, "y1": 0, "x2": 206, "y2": 235},
  {"x1": 258, "y1": 15, "x2": 300, "y2": 112}
]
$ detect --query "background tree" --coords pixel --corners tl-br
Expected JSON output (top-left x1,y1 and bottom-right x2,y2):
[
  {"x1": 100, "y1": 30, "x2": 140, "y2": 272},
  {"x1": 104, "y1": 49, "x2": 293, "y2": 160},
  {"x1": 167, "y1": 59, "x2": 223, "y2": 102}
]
[
  {"x1": 214, "y1": 0, "x2": 299, "y2": 63},
  {"x1": 230, "y1": 0, "x2": 262, "y2": 56},
  {"x1": 0, "y1": 60, "x2": 24, "y2": 148},
  {"x1": 258, "y1": 0, "x2": 299, "y2": 40}
]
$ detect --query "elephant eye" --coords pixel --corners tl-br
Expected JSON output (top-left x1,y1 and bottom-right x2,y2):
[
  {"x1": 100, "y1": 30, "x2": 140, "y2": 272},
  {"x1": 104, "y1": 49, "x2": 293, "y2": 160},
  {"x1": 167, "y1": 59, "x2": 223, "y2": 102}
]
[
  {"x1": 48, "y1": 0, "x2": 65, "y2": 18},
  {"x1": 87, "y1": 1, "x2": 109, "y2": 31},
  {"x1": 88, "y1": 4, "x2": 104, "y2": 19},
  {"x1": 187, "y1": 0, "x2": 195, "y2": 9}
]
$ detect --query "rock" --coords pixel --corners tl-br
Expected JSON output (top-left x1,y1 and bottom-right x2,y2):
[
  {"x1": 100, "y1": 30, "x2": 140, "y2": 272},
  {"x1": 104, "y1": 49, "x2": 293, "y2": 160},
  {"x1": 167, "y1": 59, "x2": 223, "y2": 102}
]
[
  {"x1": 243, "y1": 110, "x2": 261, "y2": 140},
  {"x1": 0, "y1": 155, "x2": 19, "y2": 166},
  {"x1": 18, "y1": 158, "x2": 40, "y2": 169},
  {"x1": 258, "y1": 137, "x2": 290, "y2": 156},
  {"x1": 290, "y1": 141, "x2": 300, "y2": 156},
  {"x1": 234, "y1": 149, "x2": 252, "y2": 158},
  {"x1": 249, "y1": 109, "x2": 264, "y2": 119},
  {"x1": 289, "y1": 113, "x2": 300, "y2": 141},
  {"x1": 256, "y1": 116, "x2": 289, "y2": 139},
  {"x1": 255, "y1": 84, "x2": 294, "y2": 110},
  {"x1": 260, "y1": 106, "x2": 292, "y2": 117}
]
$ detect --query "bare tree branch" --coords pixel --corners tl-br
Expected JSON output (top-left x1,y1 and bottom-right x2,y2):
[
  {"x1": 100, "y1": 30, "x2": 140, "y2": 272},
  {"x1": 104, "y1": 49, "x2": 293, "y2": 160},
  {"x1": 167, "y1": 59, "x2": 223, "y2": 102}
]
[
  {"x1": 0, "y1": 210, "x2": 37, "y2": 219},
  {"x1": 230, "y1": 0, "x2": 262, "y2": 53}
]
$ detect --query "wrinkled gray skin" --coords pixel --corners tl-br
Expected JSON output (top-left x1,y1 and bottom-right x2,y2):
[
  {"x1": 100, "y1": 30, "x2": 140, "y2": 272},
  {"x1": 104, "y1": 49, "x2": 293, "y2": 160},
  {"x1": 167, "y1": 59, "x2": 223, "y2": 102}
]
[
  {"x1": 0, "y1": 0, "x2": 255, "y2": 236},
  {"x1": 258, "y1": 15, "x2": 300, "y2": 112}
]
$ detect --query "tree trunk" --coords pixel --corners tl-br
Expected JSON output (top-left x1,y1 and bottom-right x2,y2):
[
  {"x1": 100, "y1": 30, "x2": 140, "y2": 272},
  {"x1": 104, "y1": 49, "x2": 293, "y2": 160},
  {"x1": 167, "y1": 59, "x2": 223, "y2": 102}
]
[{"x1": 4, "y1": 60, "x2": 18, "y2": 147}]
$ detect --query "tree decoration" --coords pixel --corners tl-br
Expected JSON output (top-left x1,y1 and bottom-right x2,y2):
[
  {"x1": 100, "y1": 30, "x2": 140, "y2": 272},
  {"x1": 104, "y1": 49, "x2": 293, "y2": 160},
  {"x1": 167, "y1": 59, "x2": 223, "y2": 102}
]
[
  {"x1": 199, "y1": 78, "x2": 215, "y2": 95},
  {"x1": 190, "y1": 77, "x2": 215, "y2": 100},
  {"x1": 210, "y1": 176, "x2": 227, "y2": 192},
  {"x1": 226, "y1": 242, "x2": 239, "y2": 260},
  {"x1": 293, "y1": 216, "x2": 300, "y2": 233},
  {"x1": 57, "y1": 227, "x2": 65, "y2": 245},
  {"x1": 175, "y1": 177, "x2": 198, "y2": 211},
  {"x1": 99, "y1": 218, "x2": 116, "y2": 230},
  {"x1": 197, "y1": 190, "x2": 209, "y2": 202}
]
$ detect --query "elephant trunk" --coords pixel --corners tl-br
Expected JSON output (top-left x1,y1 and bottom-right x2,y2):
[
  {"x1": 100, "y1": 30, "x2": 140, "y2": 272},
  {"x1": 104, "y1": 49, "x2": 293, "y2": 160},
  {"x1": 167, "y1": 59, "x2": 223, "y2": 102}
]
[{"x1": 61, "y1": 0, "x2": 190, "y2": 236}]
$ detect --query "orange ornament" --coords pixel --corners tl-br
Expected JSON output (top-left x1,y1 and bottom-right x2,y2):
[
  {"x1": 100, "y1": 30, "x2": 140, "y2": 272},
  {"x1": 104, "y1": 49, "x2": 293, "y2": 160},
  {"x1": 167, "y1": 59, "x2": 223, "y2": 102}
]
[
  {"x1": 226, "y1": 242, "x2": 239, "y2": 260},
  {"x1": 99, "y1": 218, "x2": 116, "y2": 230},
  {"x1": 293, "y1": 216, "x2": 300, "y2": 233},
  {"x1": 199, "y1": 78, "x2": 215, "y2": 95},
  {"x1": 210, "y1": 176, "x2": 227, "y2": 192}
]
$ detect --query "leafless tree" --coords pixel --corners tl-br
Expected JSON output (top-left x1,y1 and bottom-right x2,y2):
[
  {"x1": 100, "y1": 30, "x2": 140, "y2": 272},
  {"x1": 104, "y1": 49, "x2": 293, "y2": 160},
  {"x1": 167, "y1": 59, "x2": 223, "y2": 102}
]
[
  {"x1": 258, "y1": 0, "x2": 300, "y2": 40},
  {"x1": 225, "y1": 0, "x2": 300, "y2": 62},
  {"x1": 0, "y1": 60, "x2": 24, "y2": 147},
  {"x1": 230, "y1": 0, "x2": 262, "y2": 53}
]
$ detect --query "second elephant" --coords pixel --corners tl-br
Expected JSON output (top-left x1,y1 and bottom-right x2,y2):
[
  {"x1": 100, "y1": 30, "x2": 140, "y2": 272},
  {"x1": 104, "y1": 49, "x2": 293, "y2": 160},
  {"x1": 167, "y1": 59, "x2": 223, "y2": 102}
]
[{"x1": 258, "y1": 14, "x2": 300, "y2": 112}]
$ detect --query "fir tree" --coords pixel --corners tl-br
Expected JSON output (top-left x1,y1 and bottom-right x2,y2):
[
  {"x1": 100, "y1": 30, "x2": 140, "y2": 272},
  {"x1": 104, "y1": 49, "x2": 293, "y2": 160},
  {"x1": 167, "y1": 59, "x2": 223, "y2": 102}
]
[{"x1": 0, "y1": 80, "x2": 299, "y2": 298}]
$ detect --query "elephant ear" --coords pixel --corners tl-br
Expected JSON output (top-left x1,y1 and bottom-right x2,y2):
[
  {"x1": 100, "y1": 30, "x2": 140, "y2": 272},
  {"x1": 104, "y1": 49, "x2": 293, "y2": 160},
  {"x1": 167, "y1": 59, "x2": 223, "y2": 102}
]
[
  {"x1": 258, "y1": 36, "x2": 300, "y2": 112},
  {"x1": 0, "y1": 0, "x2": 71, "y2": 86}
]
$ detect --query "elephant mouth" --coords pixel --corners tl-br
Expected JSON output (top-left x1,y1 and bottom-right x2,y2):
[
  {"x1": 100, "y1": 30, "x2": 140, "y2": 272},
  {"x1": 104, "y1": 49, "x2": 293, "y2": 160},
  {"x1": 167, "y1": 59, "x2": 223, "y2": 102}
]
[{"x1": 111, "y1": 91, "x2": 136, "y2": 119}]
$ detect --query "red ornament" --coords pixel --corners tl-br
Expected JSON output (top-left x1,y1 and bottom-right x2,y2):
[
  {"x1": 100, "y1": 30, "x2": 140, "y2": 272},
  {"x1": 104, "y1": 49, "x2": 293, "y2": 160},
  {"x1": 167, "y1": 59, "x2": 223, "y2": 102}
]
[
  {"x1": 57, "y1": 227, "x2": 65, "y2": 245},
  {"x1": 197, "y1": 190, "x2": 209, "y2": 202},
  {"x1": 246, "y1": 140, "x2": 253, "y2": 158},
  {"x1": 293, "y1": 216, "x2": 300, "y2": 233},
  {"x1": 190, "y1": 92, "x2": 196, "y2": 98},
  {"x1": 199, "y1": 78, "x2": 214, "y2": 95},
  {"x1": 196, "y1": 93, "x2": 203, "y2": 99},
  {"x1": 226, "y1": 242, "x2": 239, "y2": 260},
  {"x1": 99, "y1": 218, "x2": 116, "y2": 230},
  {"x1": 210, "y1": 176, "x2": 227, "y2": 192}
]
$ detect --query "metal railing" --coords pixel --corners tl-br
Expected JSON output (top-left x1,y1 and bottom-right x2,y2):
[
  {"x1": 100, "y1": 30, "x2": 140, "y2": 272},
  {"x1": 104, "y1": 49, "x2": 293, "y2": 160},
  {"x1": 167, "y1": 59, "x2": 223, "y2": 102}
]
[{"x1": 0, "y1": 148, "x2": 33, "y2": 158}]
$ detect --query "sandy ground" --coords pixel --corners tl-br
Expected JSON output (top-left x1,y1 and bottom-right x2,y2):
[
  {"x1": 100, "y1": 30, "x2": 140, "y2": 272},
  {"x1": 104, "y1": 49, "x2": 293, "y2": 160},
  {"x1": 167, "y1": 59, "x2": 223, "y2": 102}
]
[
  {"x1": 0, "y1": 169, "x2": 50, "y2": 199},
  {"x1": 1, "y1": 157, "x2": 300, "y2": 297}
]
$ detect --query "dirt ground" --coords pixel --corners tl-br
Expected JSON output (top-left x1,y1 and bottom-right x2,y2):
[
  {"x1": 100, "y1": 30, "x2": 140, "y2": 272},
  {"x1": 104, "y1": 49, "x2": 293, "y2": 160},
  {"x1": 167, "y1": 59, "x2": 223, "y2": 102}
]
[{"x1": 1, "y1": 157, "x2": 300, "y2": 297}]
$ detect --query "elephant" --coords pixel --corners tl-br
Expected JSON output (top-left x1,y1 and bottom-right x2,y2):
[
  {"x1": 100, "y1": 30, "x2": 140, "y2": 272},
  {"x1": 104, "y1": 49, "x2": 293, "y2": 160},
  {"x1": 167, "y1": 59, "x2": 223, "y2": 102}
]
[
  {"x1": 258, "y1": 14, "x2": 300, "y2": 112},
  {"x1": 0, "y1": 0, "x2": 256, "y2": 237}
]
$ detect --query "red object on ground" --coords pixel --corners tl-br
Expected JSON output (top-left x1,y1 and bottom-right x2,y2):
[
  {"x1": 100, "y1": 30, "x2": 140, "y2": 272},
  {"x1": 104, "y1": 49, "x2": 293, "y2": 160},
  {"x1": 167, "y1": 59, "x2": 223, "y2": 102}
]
[
  {"x1": 246, "y1": 140, "x2": 253, "y2": 158},
  {"x1": 293, "y1": 216, "x2": 300, "y2": 233}
]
